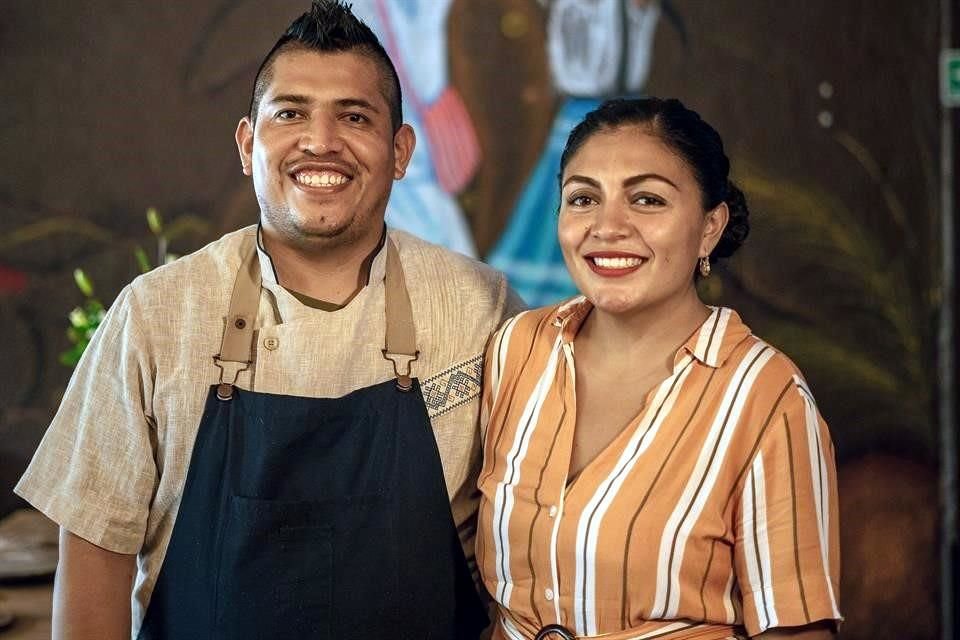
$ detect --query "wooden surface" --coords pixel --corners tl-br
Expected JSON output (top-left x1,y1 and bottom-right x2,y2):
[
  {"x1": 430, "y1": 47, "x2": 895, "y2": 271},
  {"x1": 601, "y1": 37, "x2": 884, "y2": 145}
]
[
  {"x1": 0, "y1": 510, "x2": 56, "y2": 639},
  {"x1": 0, "y1": 581, "x2": 52, "y2": 639}
]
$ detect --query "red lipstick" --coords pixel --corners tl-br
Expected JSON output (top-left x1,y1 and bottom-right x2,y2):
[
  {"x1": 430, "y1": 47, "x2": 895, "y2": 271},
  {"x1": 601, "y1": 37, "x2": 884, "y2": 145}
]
[{"x1": 583, "y1": 252, "x2": 645, "y2": 277}]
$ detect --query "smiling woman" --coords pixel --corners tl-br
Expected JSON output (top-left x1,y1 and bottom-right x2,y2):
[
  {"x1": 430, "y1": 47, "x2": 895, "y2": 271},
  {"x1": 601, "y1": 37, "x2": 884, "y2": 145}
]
[
  {"x1": 476, "y1": 98, "x2": 841, "y2": 640},
  {"x1": 557, "y1": 127, "x2": 727, "y2": 317}
]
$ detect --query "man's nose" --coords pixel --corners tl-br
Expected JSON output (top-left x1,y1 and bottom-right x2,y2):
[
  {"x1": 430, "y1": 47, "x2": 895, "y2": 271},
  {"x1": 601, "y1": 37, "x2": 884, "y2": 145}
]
[{"x1": 299, "y1": 118, "x2": 343, "y2": 155}]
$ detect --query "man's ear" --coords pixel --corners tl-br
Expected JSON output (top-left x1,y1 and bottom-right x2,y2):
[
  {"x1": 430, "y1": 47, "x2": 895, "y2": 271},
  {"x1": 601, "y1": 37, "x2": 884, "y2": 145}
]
[
  {"x1": 392, "y1": 124, "x2": 416, "y2": 179},
  {"x1": 235, "y1": 117, "x2": 254, "y2": 176},
  {"x1": 700, "y1": 202, "x2": 730, "y2": 256}
]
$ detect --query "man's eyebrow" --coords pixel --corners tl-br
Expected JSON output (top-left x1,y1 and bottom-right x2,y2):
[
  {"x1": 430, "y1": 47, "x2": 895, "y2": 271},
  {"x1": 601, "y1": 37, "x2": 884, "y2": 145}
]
[
  {"x1": 263, "y1": 95, "x2": 383, "y2": 115},
  {"x1": 336, "y1": 97, "x2": 381, "y2": 113},
  {"x1": 267, "y1": 94, "x2": 312, "y2": 105}
]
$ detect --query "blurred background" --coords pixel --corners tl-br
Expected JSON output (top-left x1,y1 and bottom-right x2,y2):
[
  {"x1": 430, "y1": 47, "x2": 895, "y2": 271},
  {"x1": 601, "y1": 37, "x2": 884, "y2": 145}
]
[{"x1": 1, "y1": 1, "x2": 957, "y2": 638}]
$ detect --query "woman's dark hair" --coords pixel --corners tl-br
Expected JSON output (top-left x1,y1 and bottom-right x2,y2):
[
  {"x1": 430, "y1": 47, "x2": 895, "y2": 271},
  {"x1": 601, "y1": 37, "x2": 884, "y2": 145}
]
[{"x1": 559, "y1": 97, "x2": 749, "y2": 263}]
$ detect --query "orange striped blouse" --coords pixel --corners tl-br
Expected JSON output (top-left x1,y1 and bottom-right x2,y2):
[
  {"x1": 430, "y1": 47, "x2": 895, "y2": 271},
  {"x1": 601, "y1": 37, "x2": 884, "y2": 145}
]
[{"x1": 476, "y1": 299, "x2": 841, "y2": 640}]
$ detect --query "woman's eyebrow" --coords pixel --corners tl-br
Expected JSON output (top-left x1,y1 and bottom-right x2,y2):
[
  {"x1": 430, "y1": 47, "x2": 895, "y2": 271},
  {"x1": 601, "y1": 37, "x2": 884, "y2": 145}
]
[
  {"x1": 622, "y1": 173, "x2": 679, "y2": 190},
  {"x1": 562, "y1": 175, "x2": 601, "y2": 189}
]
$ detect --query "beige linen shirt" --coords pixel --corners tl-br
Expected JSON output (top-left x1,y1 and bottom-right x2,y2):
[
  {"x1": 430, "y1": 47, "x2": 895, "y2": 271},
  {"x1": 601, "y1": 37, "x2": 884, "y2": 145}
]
[{"x1": 16, "y1": 225, "x2": 523, "y2": 636}]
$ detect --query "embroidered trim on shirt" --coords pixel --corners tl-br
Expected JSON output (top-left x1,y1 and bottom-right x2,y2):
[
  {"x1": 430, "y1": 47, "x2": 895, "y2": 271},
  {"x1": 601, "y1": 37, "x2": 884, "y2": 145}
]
[{"x1": 421, "y1": 354, "x2": 483, "y2": 418}]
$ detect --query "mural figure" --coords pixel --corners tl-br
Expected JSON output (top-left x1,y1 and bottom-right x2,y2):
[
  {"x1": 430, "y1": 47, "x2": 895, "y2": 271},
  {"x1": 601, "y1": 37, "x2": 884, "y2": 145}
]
[
  {"x1": 487, "y1": 0, "x2": 662, "y2": 305},
  {"x1": 352, "y1": 0, "x2": 481, "y2": 257}
]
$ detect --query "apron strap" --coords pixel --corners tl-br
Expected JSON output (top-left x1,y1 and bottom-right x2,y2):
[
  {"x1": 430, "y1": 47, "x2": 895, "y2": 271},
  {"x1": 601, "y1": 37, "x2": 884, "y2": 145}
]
[
  {"x1": 382, "y1": 238, "x2": 420, "y2": 392},
  {"x1": 213, "y1": 231, "x2": 420, "y2": 399},
  {"x1": 213, "y1": 234, "x2": 260, "y2": 400}
]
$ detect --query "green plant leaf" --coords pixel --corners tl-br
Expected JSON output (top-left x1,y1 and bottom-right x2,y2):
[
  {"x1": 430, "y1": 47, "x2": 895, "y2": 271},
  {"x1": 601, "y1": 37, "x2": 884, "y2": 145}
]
[
  {"x1": 68, "y1": 307, "x2": 88, "y2": 328},
  {"x1": 59, "y1": 342, "x2": 87, "y2": 367},
  {"x1": 134, "y1": 245, "x2": 152, "y2": 273},
  {"x1": 73, "y1": 269, "x2": 94, "y2": 297},
  {"x1": 146, "y1": 207, "x2": 163, "y2": 235},
  {"x1": 163, "y1": 215, "x2": 211, "y2": 242},
  {"x1": 62, "y1": 208, "x2": 208, "y2": 368}
]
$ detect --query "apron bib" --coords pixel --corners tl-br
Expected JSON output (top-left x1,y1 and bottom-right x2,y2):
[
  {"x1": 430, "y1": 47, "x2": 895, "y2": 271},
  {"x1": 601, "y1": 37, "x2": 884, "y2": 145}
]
[{"x1": 138, "y1": 236, "x2": 487, "y2": 639}]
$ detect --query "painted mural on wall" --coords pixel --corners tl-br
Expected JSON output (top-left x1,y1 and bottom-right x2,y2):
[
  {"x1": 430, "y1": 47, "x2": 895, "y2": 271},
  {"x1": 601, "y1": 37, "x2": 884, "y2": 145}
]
[
  {"x1": 0, "y1": 1, "x2": 945, "y2": 637},
  {"x1": 352, "y1": 0, "x2": 481, "y2": 257}
]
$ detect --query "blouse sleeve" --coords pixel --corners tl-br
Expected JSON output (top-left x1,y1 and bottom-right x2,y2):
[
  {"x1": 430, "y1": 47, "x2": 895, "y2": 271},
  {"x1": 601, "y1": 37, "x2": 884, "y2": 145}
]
[
  {"x1": 732, "y1": 376, "x2": 842, "y2": 636},
  {"x1": 479, "y1": 317, "x2": 513, "y2": 448}
]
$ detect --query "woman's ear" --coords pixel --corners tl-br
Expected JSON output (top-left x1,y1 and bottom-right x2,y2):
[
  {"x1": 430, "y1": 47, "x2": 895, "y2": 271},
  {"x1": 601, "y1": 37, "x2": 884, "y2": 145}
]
[{"x1": 700, "y1": 202, "x2": 730, "y2": 256}]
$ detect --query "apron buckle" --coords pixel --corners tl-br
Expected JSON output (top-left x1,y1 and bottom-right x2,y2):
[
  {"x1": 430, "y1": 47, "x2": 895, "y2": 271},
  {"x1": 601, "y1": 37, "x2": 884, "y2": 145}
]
[
  {"x1": 213, "y1": 356, "x2": 251, "y2": 401},
  {"x1": 382, "y1": 350, "x2": 419, "y2": 393},
  {"x1": 396, "y1": 374, "x2": 413, "y2": 392}
]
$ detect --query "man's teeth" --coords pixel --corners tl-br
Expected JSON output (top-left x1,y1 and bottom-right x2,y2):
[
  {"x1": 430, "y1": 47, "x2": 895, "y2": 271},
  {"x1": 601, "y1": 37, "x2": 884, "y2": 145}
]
[
  {"x1": 295, "y1": 172, "x2": 349, "y2": 187},
  {"x1": 592, "y1": 256, "x2": 642, "y2": 269}
]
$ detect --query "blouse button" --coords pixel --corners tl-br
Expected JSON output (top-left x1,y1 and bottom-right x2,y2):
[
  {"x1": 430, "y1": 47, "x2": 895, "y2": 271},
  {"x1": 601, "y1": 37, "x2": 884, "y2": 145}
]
[
  {"x1": 544, "y1": 588, "x2": 554, "y2": 601},
  {"x1": 548, "y1": 505, "x2": 558, "y2": 518}
]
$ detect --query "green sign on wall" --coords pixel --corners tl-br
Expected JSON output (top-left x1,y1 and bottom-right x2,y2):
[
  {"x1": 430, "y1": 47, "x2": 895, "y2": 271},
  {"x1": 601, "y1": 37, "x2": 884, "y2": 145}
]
[{"x1": 943, "y1": 49, "x2": 960, "y2": 107}]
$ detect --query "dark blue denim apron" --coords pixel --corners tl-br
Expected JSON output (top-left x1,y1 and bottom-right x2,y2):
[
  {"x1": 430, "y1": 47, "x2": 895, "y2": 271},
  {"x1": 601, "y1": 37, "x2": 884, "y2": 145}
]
[{"x1": 138, "y1": 237, "x2": 487, "y2": 639}]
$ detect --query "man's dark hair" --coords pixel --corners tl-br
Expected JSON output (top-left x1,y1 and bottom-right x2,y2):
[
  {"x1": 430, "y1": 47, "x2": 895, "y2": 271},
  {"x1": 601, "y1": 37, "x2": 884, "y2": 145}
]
[{"x1": 248, "y1": 0, "x2": 403, "y2": 131}]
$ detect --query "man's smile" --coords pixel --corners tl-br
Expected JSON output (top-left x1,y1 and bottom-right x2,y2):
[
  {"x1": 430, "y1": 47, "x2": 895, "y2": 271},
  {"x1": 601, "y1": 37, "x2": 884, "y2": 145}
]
[
  {"x1": 293, "y1": 169, "x2": 351, "y2": 187},
  {"x1": 288, "y1": 160, "x2": 355, "y2": 190}
]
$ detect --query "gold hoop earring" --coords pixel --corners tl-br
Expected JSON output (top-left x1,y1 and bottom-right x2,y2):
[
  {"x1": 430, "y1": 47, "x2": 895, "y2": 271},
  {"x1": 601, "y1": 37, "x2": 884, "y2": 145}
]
[{"x1": 698, "y1": 256, "x2": 711, "y2": 277}]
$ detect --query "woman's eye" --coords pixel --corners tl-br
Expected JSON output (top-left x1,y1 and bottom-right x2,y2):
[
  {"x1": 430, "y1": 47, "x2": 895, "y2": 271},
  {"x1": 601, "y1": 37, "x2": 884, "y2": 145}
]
[
  {"x1": 567, "y1": 195, "x2": 596, "y2": 207},
  {"x1": 633, "y1": 194, "x2": 666, "y2": 206}
]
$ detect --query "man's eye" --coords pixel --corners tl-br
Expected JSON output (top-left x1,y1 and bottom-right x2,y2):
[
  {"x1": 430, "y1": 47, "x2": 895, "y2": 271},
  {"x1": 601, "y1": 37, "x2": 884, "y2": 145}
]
[
  {"x1": 344, "y1": 113, "x2": 368, "y2": 124},
  {"x1": 276, "y1": 109, "x2": 299, "y2": 120}
]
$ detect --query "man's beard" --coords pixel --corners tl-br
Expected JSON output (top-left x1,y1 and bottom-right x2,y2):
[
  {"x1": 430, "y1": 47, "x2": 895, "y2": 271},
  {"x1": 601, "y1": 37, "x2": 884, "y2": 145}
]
[{"x1": 259, "y1": 201, "x2": 362, "y2": 252}]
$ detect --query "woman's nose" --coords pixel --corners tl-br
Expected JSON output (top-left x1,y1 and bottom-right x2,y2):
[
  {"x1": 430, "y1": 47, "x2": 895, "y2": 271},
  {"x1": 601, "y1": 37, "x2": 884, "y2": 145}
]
[{"x1": 590, "y1": 203, "x2": 631, "y2": 240}]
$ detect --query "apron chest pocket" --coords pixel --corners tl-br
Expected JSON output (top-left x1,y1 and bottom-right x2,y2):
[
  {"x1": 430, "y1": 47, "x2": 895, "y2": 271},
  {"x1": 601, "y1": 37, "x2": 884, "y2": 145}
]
[{"x1": 216, "y1": 494, "x2": 401, "y2": 638}]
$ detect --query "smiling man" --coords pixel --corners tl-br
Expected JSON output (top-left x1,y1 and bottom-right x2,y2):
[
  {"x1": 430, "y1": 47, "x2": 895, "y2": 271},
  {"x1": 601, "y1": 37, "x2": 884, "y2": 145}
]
[{"x1": 15, "y1": 2, "x2": 521, "y2": 638}]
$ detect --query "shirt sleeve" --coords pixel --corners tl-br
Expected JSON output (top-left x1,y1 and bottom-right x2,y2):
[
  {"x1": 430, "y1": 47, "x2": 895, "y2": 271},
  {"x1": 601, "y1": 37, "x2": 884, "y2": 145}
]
[
  {"x1": 15, "y1": 284, "x2": 158, "y2": 554},
  {"x1": 479, "y1": 320, "x2": 511, "y2": 449},
  {"x1": 443, "y1": 275, "x2": 525, "y2": 591},
  {"x1": 732, "y1": 377, "x2": 842, "y2": 636},
  {"x1": 480, "y1": 278, "x2": 525, "y2": 443}
]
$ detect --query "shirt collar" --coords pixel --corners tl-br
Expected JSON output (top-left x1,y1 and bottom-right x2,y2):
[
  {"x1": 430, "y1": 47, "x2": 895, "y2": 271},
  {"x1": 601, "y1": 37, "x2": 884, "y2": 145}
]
[
  {"x1": 255, "y1": 223, "x2": 280, "y2": 286},
  {"x1": 682, "y1": 306, "x2": 753, "y2": 367},
  {"x1": 552, "y1": 298, "x2": 752, "y2": 368},
  {"x1": 255, "y1": 223, "x2": 389, "y2": 289}
]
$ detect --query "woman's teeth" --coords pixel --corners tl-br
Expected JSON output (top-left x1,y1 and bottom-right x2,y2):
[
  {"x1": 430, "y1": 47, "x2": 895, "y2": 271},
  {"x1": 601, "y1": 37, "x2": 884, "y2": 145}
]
[{"x1": 592, "y1": 256, "x2": 642, "y2": 269}]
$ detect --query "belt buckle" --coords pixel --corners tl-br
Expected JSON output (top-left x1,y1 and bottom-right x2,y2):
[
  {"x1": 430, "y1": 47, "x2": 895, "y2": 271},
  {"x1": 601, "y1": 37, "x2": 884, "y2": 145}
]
[{"x1": 534, "y1": 624, "x2": 576, "y2": 640}]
